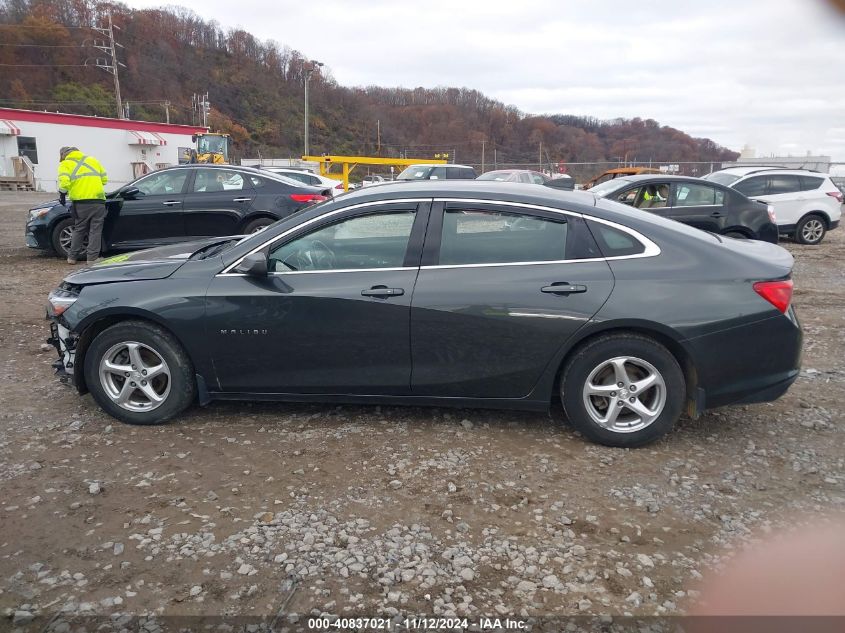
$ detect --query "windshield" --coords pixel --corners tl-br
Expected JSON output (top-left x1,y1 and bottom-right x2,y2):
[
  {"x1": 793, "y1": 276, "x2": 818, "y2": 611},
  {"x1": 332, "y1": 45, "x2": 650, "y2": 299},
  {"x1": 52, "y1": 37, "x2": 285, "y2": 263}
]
[
  {"x1": 589, "y1": 178, "x2": 632, "y2": 197},
  {"x1": 197, "y1": 135, "x2": 229, "y2": 160},
  {"x1": 477, "y1": 171, "x2": 514, "y2": 181},
  {"x1": 703, "y1": 172, "x2": 740, "y2": 186},
  {"x1": 396, "y1": 165, "x2": 434, "y2": 180}
]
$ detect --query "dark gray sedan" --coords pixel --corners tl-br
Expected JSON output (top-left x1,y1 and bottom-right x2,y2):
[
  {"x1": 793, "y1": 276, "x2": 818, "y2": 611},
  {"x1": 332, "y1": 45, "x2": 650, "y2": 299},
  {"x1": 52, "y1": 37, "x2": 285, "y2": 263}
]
[{"x1": 46, "y1": 181, "x2": 801, "y2": 447}]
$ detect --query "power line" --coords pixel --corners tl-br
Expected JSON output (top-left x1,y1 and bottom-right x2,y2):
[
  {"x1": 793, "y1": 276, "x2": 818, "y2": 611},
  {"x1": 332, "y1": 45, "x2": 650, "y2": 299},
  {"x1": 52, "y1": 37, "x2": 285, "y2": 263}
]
[
  {"x1": 0, "y1": 24, "x2": 94, "y2": 29},
  {"x1": 0, "y1": 43, "x2": 86, "y2": 47},
  {"x1": 0, "y1": 63, "x2": 90, "y2": 67}
]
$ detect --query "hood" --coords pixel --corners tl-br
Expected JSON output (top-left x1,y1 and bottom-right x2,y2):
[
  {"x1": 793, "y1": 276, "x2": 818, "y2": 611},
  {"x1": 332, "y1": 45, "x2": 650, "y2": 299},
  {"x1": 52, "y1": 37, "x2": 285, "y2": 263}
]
[{"x1": 64, "y1": 237, "x2": 238, "y2": 285}]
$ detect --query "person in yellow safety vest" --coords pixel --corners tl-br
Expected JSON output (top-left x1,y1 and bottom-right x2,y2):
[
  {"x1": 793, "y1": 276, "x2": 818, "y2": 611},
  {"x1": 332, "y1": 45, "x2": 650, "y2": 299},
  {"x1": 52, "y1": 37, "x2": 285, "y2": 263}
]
[
  {"x1": 640, "y1": 184, "x2": 669, "y2": 209},
  {"x1": 57, "y1": 147, "x2": 108, "y2": 264}
]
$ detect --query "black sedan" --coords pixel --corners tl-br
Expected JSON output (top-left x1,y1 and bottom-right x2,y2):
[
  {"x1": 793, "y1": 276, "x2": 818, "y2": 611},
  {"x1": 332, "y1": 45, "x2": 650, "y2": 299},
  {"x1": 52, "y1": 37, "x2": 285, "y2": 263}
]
[
  {"x1": 25, "y1": 164, "x2": 330, "y2": 258},
  {"x1": 46, "y1": 181, "x2": 801, "y2": 447},
  {"x1": 589, "y1": 175, "x2": 779, "y2": 242}
]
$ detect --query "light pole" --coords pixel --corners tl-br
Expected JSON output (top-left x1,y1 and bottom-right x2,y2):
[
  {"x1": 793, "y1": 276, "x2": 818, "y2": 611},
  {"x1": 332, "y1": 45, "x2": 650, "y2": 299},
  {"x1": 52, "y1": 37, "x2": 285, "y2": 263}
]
[{"x1": 303, "y1": 59, "x2": 323, "y2": 157}]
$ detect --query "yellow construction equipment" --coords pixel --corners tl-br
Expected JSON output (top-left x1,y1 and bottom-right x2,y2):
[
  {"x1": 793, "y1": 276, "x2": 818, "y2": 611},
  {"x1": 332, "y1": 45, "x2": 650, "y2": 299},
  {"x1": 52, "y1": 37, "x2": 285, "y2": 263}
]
[
  {"x1": 191, "y1": 133, "x2": 231, "y2": 164},
  {"x1": 302, "y1": 155, "x2": 448, "y2": 191}
]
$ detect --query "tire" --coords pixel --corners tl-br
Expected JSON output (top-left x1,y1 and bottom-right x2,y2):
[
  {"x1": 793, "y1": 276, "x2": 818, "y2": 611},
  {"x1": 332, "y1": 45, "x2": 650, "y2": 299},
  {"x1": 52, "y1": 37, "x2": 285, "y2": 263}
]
[
  {"x1": 242, "y1": 217, "x2": 275, "y2": 234},
  {"x1": 560, "y1": 333, "x2": 685, "y2": 447},
  {"x1": 50, "y1": 217, "x2": 76, "y2": 257},
  {"x1": 83, "y1": 320, "x2": 196, "y2": 425},
  {"x1": 794, "y1": 214, "x2": 826, "y2": 245}
]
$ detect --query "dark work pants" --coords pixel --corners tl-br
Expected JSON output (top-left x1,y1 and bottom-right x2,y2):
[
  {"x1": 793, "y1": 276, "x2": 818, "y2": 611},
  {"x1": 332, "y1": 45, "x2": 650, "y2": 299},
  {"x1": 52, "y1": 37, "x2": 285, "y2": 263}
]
[{"x1": 69, "y1": 200, "x2": 106, "y2": 262}]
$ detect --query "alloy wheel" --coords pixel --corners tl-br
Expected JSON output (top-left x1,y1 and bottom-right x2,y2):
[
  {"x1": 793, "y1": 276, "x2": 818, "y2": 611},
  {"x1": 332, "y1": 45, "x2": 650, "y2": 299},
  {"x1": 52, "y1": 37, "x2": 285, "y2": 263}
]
[
  {"x1": 582, "y1": 356, "x2": 667, "y2": 433},
  {"x1": 58, "y1": 225, "x2": 73, "y2": 253},
  {"x1": 98, "y1": 341, "x2": 171, "y2": 412},
  {"x1": 801, "y1": 219, "x2": 824, "y2": 244}
]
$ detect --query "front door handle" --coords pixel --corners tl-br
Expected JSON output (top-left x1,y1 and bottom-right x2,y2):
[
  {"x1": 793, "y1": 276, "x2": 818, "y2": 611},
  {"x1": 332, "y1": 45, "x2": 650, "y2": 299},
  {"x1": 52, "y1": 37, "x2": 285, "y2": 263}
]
[
  {"x1": 233, "y1": 197, "x2": 252, "y2": 203},
  {"x1": 162, "y1": 200, "x2": 181, "y2": 206},
  {"x1": 361, "y1": 285, "x2": 404, "y2": 298},
  {"x1": 541, "y1": 283, "x2": 587, "y2": 295},
  {"x1": 710, "y1": 211, "x2": 725, "y2": 218}
]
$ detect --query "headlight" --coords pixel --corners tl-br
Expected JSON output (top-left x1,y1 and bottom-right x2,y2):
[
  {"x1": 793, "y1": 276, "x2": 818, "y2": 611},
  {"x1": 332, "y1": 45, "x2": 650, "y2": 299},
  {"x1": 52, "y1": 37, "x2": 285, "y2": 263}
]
[
  {"x1": 29, "y1": 207, "x2": 53, "y2": 221},
  {"x1": 47, "y1": 287, "x2": 79, "y2": 317}
]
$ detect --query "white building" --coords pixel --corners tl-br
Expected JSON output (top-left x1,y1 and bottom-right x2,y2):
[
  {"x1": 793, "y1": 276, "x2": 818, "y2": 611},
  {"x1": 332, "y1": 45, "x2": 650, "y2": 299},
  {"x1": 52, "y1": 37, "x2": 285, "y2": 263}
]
[{"x1": 0, "y1": 107, "x2": 207, "y2": 192}]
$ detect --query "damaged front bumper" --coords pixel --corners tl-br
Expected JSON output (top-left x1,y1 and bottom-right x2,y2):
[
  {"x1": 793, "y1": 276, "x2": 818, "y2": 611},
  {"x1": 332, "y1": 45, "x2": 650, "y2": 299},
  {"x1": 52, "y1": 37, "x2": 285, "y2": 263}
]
[{"x1": 47, "y1": 319, "x2": 77, "y2": 381}]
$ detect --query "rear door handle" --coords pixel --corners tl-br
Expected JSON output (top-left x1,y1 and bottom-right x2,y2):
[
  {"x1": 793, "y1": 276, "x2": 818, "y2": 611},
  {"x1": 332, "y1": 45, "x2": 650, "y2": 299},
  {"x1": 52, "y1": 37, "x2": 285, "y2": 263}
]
[
  {"x1": 541, "y1": 283, "x2": 587, "y2": 295},
  {"x1": 361, "y1": 285, "x2": 404, "y2": 298},
  {"x1": 162, "y1": 200, "x2": 181, "y2": 206},
  {"x1": 233, "y1": 197, "x2": 252, "y2": 202}
]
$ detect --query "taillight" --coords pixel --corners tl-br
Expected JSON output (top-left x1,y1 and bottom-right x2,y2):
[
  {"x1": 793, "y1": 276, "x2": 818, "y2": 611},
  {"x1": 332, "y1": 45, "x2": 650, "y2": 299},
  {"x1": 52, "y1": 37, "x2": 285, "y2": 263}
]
[
  {"x1": 289, "y1": 194, "x2": 327, "y2": 203},
  {"x1": 753, "y1": 279, "x2": 793, "y2": 314},
  {"x1": 826, "y1": 191, "x2": 844, "y2": 204},
  {"x1": 335, "y1": 182, "x2": 344, "y2": 189},
  {"x1": 767, "y1": 204, "x2": 777, "y2": 224}
]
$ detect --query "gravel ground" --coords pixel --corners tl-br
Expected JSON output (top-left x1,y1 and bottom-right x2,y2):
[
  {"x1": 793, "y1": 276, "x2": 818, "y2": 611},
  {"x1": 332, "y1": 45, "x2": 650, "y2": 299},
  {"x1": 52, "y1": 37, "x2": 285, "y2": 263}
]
[{"x1": 0, "y1": 192, "x2": 843, "y2": 629}]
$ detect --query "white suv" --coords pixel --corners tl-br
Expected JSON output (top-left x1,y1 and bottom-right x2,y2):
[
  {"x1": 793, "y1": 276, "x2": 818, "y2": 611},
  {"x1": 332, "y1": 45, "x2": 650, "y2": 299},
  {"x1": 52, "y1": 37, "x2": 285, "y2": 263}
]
[{"x1": 704, "y1": 167, "x2": 842, "y2": 244}]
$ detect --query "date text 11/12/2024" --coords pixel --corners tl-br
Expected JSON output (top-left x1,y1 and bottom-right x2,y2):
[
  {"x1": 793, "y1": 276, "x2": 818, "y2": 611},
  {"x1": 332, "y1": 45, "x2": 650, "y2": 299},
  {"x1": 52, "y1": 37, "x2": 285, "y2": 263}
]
[{"x1": 307, "y1": 616, "x2": 528, "y2": 630}]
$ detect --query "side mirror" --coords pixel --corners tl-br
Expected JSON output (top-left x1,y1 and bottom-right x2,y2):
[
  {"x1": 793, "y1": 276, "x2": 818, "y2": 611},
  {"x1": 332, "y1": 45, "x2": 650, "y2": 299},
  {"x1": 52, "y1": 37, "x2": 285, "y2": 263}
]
[
  {"x1": 122, "y1": 186, "x2": 140, "y2": 200},
  {"x1": 233, "y1": 251, "x2": 268, "y2": 276}
]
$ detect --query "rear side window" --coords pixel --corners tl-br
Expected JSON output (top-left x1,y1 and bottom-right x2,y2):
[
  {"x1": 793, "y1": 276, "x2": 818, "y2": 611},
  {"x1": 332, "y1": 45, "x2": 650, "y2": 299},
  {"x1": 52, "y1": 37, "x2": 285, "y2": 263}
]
[
  {"x1": 439, "y1": 209, "x2": 567, "y2": 265},
  {"x1": 674, "y1": 183, "x2": 724, "y2": 206},
  {"x1": 734, "y1": 176, "x2": 767, "y2": 197},
  {"x1": 767, "y1": 175, "x2": 802, "y2": 195},
  {"x1": 447, "y1": 167, "x2": 476, "y2": 179},
  {"x1": 799, "y1": 175, "x2": 824, "y2": 191},
  {"x1": 587, "y1": 220, "x2": 646, "y2": 257}
]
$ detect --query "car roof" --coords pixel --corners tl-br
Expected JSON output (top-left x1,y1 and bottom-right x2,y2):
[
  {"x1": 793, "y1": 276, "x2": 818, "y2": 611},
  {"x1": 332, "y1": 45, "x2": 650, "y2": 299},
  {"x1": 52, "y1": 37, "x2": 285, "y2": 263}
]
[
  {"x1": 611, "y1": 174, "x2": 722, "y2": 183},
  {"x1": 403, "y1": 163, "x2": 475, "y2": 169},
  {"x1": 713, "y1": 166, "x2": 825, "y2": 177}
]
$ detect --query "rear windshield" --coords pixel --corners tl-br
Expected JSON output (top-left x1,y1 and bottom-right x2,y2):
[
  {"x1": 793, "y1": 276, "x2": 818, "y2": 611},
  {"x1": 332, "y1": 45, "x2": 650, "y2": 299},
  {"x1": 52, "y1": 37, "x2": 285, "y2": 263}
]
[{"x1": 703, "y1": 172, "x2": 741, "y2": 186}]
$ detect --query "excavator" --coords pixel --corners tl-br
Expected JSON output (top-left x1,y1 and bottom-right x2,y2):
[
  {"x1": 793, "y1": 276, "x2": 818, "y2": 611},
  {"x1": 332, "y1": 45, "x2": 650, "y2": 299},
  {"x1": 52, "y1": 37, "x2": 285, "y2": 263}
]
[{"x1": 188, "y1": 132, "x2": 230, "y2": 164}]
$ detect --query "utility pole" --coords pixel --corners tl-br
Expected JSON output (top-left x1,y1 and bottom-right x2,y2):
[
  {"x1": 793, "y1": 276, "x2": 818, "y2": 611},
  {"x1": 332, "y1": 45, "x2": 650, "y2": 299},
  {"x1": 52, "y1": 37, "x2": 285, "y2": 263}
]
[
  {"x1": 163, "y1": 100, "x2": 170, "y2": 124},
  {"x1": 539, "y1": 140, "x2": 543, "y2": 170},
  {"x1": 481, "y1": 139, "x2": 486, "y2": 173},
  {"x1": 494, "y1": 148, "x2": 498, "y2": 170},
  {"x1": 376, "y1": 119, "x2": 380, "y2": 154},
  {"x1": 92, "y1": 14, "x2": 125, "y2": 118}
]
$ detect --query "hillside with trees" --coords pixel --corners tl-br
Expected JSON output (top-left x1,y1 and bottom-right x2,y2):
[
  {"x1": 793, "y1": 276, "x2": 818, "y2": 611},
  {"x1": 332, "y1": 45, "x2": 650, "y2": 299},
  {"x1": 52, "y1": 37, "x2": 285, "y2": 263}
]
[{"x1": 0, "y1": 0, "x2": 739, "y2": 172}]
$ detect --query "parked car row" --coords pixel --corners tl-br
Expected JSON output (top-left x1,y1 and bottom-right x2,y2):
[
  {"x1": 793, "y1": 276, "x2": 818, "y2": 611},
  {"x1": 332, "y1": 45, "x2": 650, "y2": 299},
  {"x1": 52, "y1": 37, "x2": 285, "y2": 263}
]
[
  {"x1": 702, "y1": 167, "x2": 842, "y2": 244},
  {"x1": 46, "y1": 180, "x2": 802, "y2": 447},
  {"x1": 25, "y1": 165, "x2": 331, "y2": 259}
]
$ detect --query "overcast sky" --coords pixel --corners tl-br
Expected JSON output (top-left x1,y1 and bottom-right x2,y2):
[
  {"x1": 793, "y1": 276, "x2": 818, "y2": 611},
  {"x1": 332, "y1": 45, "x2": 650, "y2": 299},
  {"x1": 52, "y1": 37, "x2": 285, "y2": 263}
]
[{"x1": 124, "y1": 0, "x2": 845, "y2": 160}]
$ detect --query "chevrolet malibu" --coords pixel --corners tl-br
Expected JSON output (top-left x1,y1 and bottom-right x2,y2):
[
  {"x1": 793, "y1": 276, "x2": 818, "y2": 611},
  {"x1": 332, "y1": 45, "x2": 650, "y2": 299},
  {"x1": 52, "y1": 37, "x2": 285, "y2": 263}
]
[{"x1": 46, "y1": 181, "x2": 802, "y2": 447}]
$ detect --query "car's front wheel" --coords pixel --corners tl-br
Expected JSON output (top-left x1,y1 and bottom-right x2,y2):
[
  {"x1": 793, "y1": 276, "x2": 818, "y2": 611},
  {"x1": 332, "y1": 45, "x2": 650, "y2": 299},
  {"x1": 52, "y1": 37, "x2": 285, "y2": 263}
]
[
  {"x1": 794, "y1": 214, "x2": 826, "y2": 245},
  {"x1": 50, "y1": 217, "x2": 76, "y2": 257},
  {"x1": 84, "y1": 320, "x2": 196, "y2": 425},
  {"x1": 560, "y1": 334, "x2": 685, "y2": 447}
]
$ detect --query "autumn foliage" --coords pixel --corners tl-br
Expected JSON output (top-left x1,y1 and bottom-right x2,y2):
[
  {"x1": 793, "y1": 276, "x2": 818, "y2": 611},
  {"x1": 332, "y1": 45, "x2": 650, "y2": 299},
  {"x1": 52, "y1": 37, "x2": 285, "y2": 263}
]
[{"x1": 0, "y1": 0, "x2": 739, "y2": 168}]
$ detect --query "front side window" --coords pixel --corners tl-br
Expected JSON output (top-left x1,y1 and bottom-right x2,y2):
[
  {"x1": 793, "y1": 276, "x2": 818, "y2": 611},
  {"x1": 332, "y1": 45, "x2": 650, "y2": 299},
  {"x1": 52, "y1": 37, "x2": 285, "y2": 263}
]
[
  {"x1": 673, "y1": 183, "x2": 724, "y2": 206},
  {"x1": 193, "y1": 169, "x2": 246, "y2": 192},
  {"x1": 439, "y1": 208, "x2": 567, "y2": 265},
  {"x1": 635, "y1": 183, "x2": 671, "y2": 209},
  {"x1": 734, "y1": 176, "x2": 767, "y2": 197},
  {"x1": 615, "y1": 187, "x2": 642, "y2": 206},
  {"x1": 134, "y1": 170, "x2": 189, "y2": 195},
  {"x1": 429, "y1": 167, "x2": 449, "y2": 180},
  {"x1": 269, "y1": 210, "x2": 415, "y2": 272}
]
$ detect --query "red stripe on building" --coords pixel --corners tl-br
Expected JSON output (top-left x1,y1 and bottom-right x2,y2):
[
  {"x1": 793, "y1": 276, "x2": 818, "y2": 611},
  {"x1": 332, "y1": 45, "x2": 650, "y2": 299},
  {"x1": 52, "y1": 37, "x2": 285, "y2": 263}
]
[{"x1": 0, "y1": 108, "x2": 207, "y2": 135}]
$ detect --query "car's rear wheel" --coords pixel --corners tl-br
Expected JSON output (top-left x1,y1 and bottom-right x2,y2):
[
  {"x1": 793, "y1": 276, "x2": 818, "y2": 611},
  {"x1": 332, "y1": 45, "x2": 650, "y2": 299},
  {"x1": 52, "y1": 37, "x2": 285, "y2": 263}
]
[
  {"x1": 560, "y1": 334, "x2": 685, "y2": 447},
  {"x1": 242, "y1": 217, "x2": 274, "y2": 234},
  {"x1": 795, "y1": 214, "x2": 826, "y2": 245},
  {"x1": 51, "y1": 218, "x2": 77, "y2": 257},
  {"x1": 84, "y1": 320, "x2": 196, "y2": 425}
]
